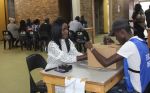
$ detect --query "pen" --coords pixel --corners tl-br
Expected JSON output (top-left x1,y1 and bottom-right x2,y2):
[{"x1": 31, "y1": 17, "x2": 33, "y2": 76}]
[{"x1": 45, "y1": 67, "x2": 57, "y2": 72}]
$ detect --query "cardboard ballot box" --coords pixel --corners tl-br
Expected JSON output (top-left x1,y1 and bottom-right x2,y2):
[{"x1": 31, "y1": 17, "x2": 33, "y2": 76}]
[{"x1": 87, "y1": 44, "x2": 122, "y2": 69}]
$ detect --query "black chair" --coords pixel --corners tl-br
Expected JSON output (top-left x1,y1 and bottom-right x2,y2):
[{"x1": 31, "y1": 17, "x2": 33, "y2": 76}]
[
  {"x1": 75, "y1": 30, "x2": 90, "y2": 52},
  {"x1": 69, "y1": 30, "x2": 76, "y2": 42},
  {"x1": 2, "y1": 30, "x2": 14, "y2": 49},
  {"x1": 26, "y1": 54, "x2": 47, "y2": 93},
  {"x1": 19, "y1": 31, "x2": 28, "y2": 50},
  {"x1": 29, "y1": 31, "x2": 40, "y2": 51}
]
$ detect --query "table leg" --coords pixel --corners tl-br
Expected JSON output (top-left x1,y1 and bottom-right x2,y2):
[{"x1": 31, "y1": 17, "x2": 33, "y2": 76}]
[
  {"x1": 46, "y1": 83, "x2": 55, "y2": 93},
  {"x1": 92, "y1": 31, "x2": 94, "y2": 43}
]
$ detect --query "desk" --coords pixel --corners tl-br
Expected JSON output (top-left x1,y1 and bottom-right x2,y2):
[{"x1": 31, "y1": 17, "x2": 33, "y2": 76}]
[
  {"x1": 84, "y1": 27, "x2": 95, "y2": 43},
  {"x1": 40, "y1": 63, "x2": 123, "y2": 93}
]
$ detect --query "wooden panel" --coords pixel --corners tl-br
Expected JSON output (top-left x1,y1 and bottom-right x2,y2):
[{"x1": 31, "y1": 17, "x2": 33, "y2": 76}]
[
  {"x1": 104, "y1": 71, "x2": 123, "y2": 92},
  {"x1": 42, "y1": 71, "x2": 123, "y2": 93},
  {"x1": 0, "y1": 0, "x2": 6, "y2": 40},
  {"x1": 42, "y1": 75, "x2": 105, "y2": 93}
]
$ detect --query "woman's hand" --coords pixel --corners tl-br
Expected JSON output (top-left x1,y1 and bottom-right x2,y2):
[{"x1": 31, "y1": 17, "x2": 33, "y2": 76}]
[{"x1": 77, "y1": 53, "x2": 87, "y2": 61}]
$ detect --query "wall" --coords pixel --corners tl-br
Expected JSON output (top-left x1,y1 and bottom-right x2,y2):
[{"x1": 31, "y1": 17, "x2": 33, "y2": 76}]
[
  {"x1": 109, "y1": 0, "x2": 129, "y2": 28},
  {"x1": 103, "y1": 0, "x2": 109, "y2": 33},
  {"x1": 80, "y1": 0, "x2": 93, "y2": 27},
  {"x1": 58, "y1": 0, "x2": 72, "y2": 23},
  {"x1": 72, "y1": 0, "x2": 81, "y2": 19},
  {"x1": 0, "y1": 0, "x2": 6, "y2": 40},
  {"x1": 14, "y1": 0, "x2": 59, "y2": 23}
]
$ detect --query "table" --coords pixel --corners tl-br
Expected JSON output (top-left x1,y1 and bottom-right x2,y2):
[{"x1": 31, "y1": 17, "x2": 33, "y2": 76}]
[
  {"x1": 40, "y1": 63, "x2": 123, "y2": 93},
  {"x1": 84, "y1": 27, "x2": 95, "y2": 43}
]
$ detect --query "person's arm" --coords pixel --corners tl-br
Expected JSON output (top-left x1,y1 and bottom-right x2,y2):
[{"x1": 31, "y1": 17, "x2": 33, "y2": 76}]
[
  {"x1": 91, "y1": 48, "x2": 123, "y2": 67},
  {"x1": 77, "y1": 53, "x2": 87, "y2": 61},
  {"x1": 85, "y1": 42, "x2": 123, "y2": 67},
  {"x1": 69, "y1": 39, "x2": 87, "y2": 61},
  {"x1": 48, "y1": 41, "x2": 86, "y2": 64}
]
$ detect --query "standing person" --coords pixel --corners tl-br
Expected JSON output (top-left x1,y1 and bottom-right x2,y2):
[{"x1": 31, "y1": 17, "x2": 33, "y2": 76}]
[
  {"x1": 85, "y1": 19, "x2": 150, "y2": 93},
  {"x1": 132, "y1": 4, "x2": 146, "y2": 40},
  {"x1": 7, "y1": 17, "x2": 19, "y2": 47},
  {"x1": 80, "y1": 15, "x2": 88, "y2": 28},
  {"x1": 145, "y1": 5, "x2": 150, "y2": 28},
  {"x1": 69, "y1": 16, "x2": 84, "y2": 33},
  {"x1": 39, "y1": 18, "x2": 52, "y2": 44}
]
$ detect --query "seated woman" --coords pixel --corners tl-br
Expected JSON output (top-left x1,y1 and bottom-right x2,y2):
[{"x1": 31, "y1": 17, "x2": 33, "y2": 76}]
[{"x1": 45, "y1": 17, "x2": 87, "y2": 70}]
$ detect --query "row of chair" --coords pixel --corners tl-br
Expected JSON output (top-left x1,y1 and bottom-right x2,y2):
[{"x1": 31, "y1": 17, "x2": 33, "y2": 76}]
[{"x1": 2, "y1": 30, "x2": 48, "y2": 51}]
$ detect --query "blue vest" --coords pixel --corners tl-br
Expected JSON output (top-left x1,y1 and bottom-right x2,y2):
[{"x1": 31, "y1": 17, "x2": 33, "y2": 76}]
[{"x1": 124, "y1": 38, "x2": 150, "y2": 93}]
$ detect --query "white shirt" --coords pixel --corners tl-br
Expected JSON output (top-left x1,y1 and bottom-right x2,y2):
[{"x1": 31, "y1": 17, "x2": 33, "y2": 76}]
[
  {"x1": 69, "y1": 20, "x2": 83, "y2": 32},
  {"x1": 117, "y1": 36, "x2": 143, "y2": 92},
  {"x1": 45, "y1": 39, "x2": 82, "y2": 69},
  {"x1": 7, "y1": 23, "x2": 19, "y2": 38}
]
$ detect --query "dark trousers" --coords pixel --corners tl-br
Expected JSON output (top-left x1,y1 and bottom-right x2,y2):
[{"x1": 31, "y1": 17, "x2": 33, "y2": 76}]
[{"x1": 107, "y1": 79, "x2": 139, "y2": 93}]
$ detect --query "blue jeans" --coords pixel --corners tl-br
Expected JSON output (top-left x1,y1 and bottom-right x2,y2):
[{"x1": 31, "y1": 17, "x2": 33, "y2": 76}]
[{"x1": 107, "y1": 79, "x2": 139, "y2": 93}]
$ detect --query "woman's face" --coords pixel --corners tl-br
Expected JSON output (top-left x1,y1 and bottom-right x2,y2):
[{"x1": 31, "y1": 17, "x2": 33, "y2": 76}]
[{"x1": 61, "y1": 23, "x2": 69, "y2": 39}]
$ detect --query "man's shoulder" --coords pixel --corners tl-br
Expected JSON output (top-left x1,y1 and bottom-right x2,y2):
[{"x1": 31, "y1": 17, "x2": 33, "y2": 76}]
[{"x1": 145, "y1": 9, "x2": 150, "y2": 14}]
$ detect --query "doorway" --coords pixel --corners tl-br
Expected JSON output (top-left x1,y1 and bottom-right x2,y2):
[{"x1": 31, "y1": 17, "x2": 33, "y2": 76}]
[
  {"x1": 58, "y1": 0, "x2": 72, "y2": 23},
  {"x1": 94, "y1": 0, "x2": 104, "y2": 34},
  {"x1": 0, "y1": 0, "x2": 7, "y2": 40}
]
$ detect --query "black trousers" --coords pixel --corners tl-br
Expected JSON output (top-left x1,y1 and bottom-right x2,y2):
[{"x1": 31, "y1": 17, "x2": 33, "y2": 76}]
[{"x1": 107, "y1": 79, "x2": 140, "y2": 93}]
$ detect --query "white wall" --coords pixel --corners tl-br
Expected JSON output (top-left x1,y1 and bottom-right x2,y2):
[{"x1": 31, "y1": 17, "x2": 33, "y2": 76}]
[
  {"x1": 72, "y1": 0, "x2": 80, "y2": 19},
  {"x1": 140, "y1": 1, "x2": 150, "y2": 11}
]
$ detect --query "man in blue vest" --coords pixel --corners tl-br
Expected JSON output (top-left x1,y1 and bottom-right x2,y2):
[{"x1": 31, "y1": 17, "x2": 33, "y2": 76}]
[{"x1": 85, "y1": 19, "x2": 150, "y2": 93}]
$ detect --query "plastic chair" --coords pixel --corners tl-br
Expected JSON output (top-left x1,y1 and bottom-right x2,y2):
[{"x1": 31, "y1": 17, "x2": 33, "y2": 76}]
[{"x1": 26, "y1": 54, "x2": 47, "y2": 93}]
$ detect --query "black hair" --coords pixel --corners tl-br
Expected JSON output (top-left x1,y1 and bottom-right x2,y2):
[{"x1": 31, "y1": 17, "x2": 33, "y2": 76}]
[
  {"x1": 111, "y1": 19, "x2": 131, "y2": 35},
  {"x1": 44, "y1": 18, "x2": 50, "y2": 24},
  {"x1": 33, "y1": 19, "x2": 40, "y2": 25},
  {"x1": 75, "y1": 16, "x2": 80, "y2": 21},
  {"x1": 19, "y1": 20, "x2": 27, "y2": 32},
  {"x1": 26, "y1": 18, "x2": 32, "y2": 27},
  {"x1": 132, "y1": 4, "x2": 143, "y2": 19},
  {"x1": 134, "y1": 4, "x2": 142, "y2": 12},
  {"x1": 51, "y1": 17, "x2": 70, "y2": 52}
]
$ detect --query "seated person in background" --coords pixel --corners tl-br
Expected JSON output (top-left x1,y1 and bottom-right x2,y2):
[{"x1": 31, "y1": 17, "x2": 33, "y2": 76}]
[
  {"x1": 26, "y1": 18, "x2": 32, "y2": 29},
  {"x1": 69, "y1": 16, "x2": 84, "y2": 33},
  {"x1": 7, "y1": 17, "x2": 19, "y2": 47},
  {"x1": 45, "y1": 17, "x2": 87, "y2": 70},
  {"x1": 85, "y1": 19, "x2": 150, "y2": 93},
  {"x1": 39, "y1": 18, "x2": 52, "y2": 45},
  {"x1": 32, "y1": 19, "x2": 40, "y2": 32},
  {"x1": 18, "y1": 20, "x2": 27, "y2": 33}
]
